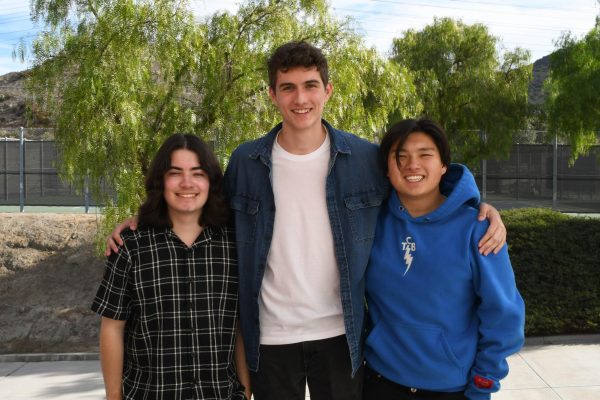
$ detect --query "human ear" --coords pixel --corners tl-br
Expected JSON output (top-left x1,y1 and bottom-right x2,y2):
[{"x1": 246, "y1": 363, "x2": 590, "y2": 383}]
[
  {"x1": 268, "y1": 87, "x2": 277, "y2": 102},
  {"x1": 325, "y1": 82, "x2": 333, "y2": 99}
]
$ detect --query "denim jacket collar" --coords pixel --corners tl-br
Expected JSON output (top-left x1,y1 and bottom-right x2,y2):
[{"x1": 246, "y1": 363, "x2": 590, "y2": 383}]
[{"x1": 249, "y1": 120, "x2": 352, "y2": 164}]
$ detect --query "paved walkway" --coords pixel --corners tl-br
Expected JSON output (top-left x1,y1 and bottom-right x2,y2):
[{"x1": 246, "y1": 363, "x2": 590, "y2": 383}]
[{"x1": 1, "y1": 342, "x2": 599, "y2": 399}]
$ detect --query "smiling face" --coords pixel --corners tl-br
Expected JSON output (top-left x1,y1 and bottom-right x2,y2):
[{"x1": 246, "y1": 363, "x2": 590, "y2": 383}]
[
  {"x1": 387, "y1": 131, "x2": 448, "y2": 211},
  {"x1": 269, "y1": 66, "x2": 332, "y2": 136},
  {"x1": 163, "y1": 149, "x2": 210, "y2": 222}
]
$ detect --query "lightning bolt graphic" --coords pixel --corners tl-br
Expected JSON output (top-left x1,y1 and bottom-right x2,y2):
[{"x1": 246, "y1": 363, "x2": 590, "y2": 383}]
[{"x1": 403, "y1": 246, "x2": 413, "y2": 277}]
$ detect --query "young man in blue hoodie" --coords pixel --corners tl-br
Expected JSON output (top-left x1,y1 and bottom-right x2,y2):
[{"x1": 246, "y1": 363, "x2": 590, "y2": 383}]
[{"x1": 363, "y1": 118, "x2": 525, "y2": 400}]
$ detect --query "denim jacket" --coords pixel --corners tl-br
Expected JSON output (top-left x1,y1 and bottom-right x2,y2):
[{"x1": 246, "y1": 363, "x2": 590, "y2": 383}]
[{"x1": 223, "y1": 120, "x2": 388, "y2": 375}]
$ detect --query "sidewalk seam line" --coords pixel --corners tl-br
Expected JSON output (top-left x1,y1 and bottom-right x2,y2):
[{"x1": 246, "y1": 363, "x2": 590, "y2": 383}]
[
  {"x1": 6, "y1": 362, "x2": 26, "y2": 377},
  {"x1": 517, "y1": 352, "x2": 565, "y2": 400}
]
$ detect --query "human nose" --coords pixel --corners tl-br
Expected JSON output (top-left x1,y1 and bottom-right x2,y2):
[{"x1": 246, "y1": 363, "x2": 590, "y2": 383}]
[
  {"x1": 404, "y1": 155, "x2": 419, "y2": 169},
  {"x1": 293, "y1": 87, "x2": 307, "y2": 104},
  {"x1": 179, "y1": 172, "x2": 193, "y2": 187}
]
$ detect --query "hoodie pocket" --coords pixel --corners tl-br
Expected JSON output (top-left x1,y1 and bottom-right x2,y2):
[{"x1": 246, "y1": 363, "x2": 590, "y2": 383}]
[{"x1": 366, "y1": 321, "x2": 466, "y2": 390}]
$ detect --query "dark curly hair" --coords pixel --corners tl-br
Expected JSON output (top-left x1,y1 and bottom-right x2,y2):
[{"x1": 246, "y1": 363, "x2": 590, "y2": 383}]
[
  {"x1": 138, "y1": 133, "x2": 229, "y2": 229},
  {"x1": 267, "y1": 41, "x2": 329, "y2": 90}
]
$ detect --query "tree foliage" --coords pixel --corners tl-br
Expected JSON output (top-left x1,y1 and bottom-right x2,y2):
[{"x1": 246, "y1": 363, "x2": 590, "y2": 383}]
[
  {"x1": 545, "y1": 16, "x2": 600, "y2": 160},
  {"x1": 26, "y1": 0, "x2": 417, "y2": 240},
  {"x1": 390, "y1": 17, "x2": 531, "y2": 166}
]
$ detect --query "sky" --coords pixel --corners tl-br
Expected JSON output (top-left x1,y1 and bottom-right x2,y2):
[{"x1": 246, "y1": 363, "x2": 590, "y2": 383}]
[{"x1": 0, "y1": 0, "x2": 599, "y2": 75}]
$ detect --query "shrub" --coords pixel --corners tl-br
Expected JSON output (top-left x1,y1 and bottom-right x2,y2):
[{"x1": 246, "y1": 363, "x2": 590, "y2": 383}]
[{"x1": 503, "y1": 208, "x2": 600, "y2": 336}]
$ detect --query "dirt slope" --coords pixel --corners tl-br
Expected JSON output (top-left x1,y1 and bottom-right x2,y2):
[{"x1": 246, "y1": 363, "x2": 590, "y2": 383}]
[{"x1": 0, "y1": 213, "x2": 104, "y2": 354}]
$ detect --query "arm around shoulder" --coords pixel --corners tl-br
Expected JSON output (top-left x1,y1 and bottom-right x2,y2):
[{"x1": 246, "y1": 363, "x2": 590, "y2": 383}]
[
  {"x1": 476, "y1": 202, "x2": 507, "y2": 256},
  {"x1": 104, "y1": 216, "x2": 139, "y2": 257}
]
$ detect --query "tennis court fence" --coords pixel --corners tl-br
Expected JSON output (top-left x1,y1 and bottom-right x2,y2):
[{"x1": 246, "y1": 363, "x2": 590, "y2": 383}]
[{"x1": 1, "y1": 128, "x2": 599, "y2": 213}]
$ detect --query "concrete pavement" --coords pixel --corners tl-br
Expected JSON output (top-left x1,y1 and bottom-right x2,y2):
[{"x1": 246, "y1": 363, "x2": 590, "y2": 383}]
[
  {"x1": 1, "y1": 340, "x2": 599, "y2": 399},
  {"x1": 494, "y1": 342, "x2": 600, "y2": 400}
]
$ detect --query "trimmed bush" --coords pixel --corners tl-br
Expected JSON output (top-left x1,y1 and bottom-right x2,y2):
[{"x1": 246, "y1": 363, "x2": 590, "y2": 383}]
[{"x1": 503, "y1": 208, "x2": 600, "y2": 336}]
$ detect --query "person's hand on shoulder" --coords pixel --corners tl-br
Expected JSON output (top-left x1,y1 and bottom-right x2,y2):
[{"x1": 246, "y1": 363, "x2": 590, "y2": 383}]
[
  {"x1": 477, "y1": 203, "x2": 506, "y2": 255},
  {"x1": 104, "y1": 217, "x2": 138, "y2": 256}
]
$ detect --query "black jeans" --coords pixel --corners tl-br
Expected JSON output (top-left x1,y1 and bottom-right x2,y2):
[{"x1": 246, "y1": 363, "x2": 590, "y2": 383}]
[
  {"x1": 363, "y1": 366, "x2": 467, "y2": 400},
  {"x1": 250, "y1": 334, "x2": 363, "y2": 400}
]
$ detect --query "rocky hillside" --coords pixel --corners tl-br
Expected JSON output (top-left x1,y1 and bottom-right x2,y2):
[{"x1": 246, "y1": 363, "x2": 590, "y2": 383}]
[
  {"x1": 0, "y1": 71, "x2": 28, "y2": 128},
  {"x1": 528, "y1": 55, "x2": 550, "y2": 106},
  {"x1": 0, "y1": 70, "x2": 52, "y2": 137},
  {"x1": 0, "y1": 55, "x2": 552, "y2": 136}
]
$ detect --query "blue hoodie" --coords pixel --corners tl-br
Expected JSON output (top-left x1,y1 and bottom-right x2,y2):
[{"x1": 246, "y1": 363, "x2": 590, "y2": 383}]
[{"x1": 364, "y1": 164, "x2": 525, "y2": 400}]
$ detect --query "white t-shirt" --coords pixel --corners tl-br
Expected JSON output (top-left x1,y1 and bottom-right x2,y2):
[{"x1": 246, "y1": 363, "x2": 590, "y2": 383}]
[{"x1": 259, "y1": 133, "x2": 345, "y2": 344}]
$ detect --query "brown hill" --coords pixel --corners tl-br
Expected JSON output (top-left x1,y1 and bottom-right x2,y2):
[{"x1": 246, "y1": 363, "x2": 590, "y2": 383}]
[
  {"x1": 0, "y1": 55, "x2": 552, "y2": 137},
  {"x1": 0, "y1": 70, "x2": 52, "y2": 137},
  {"x1": 528, "y1": 55, "x2": 551, "y2": 106},
  {"x1": 0, "y1": 71, "x2": 28, "y2": 128}
]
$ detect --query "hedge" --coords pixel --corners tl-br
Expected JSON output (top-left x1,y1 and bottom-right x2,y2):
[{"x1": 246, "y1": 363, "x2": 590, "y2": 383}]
[{"x1": 502, "y1": 208, "x2": 600, "y2": 336}]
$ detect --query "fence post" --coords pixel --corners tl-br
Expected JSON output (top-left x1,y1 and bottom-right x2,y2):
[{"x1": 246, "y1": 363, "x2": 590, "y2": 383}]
[
  {"x1": 3, "y1": 137, "x2": 7, "y2": 201},
  {"x1": 553, "y1": 134, "x2": 558, "y2": 209},
  {"x1": 84, "y1": 174, "x2": 90, "y2": 214},
  {"x1": 40, "y1": 139, "x2": 44, "y2": 197},
  {"x1": 19, "y1": 127, "x2": 25, "y2": 212}
]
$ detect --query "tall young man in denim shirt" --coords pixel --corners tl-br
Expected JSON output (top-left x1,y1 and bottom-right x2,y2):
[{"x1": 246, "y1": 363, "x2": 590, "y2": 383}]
[
  {"x1": 106, "y1": 41, "x2": 506, "y2": 400},
  {"x1": 222, "y1": 42, "x2": 506, "y2": 400}
]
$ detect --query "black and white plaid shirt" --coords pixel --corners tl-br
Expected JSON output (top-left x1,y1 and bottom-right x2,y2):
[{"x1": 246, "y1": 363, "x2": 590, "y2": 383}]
[{"x1": 92, "y1": 225, "x2": 244, "y2": 400}]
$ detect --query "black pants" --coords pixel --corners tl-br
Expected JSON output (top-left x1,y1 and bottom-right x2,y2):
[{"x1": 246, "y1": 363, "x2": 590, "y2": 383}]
[
  {"x1": 250, "y1": 334, "x2": 363, "y2": 400},
  {"x1": 363, "y1": 366, "x2": 467, "y2": 400}
]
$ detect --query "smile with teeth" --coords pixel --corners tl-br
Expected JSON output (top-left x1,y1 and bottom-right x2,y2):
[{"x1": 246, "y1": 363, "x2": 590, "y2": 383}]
[
  {"x1": 405, "y1": 175, "x2": 424, "y2": 182},
  {"x1": 293, "y1": 108, "x2": 311, "y2": 114},
  {"x1": 177, "y1": 193, "x2": 198, "y2": 198}
]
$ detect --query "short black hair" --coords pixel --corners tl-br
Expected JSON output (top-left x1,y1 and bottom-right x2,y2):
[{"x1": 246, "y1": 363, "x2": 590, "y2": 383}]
[
  {"x1": 379, "y1": 118, "x2": 451, "y2": 174},
  {"x1": 138, "y1": 133, "x2": 229, "y2": 229},
  {"x1": 267, "y1": 41, "x2": 329, "y2": 90}
]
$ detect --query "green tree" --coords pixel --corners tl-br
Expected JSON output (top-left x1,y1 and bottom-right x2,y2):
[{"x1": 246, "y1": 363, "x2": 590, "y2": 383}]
[
  {"x1": 545, "y1": 16, "x2": 600, "y2": 160},
  {"x1": 390, "y1": 17, "x2": 531, "y2": 166},
  {"x1": 27, "y1": 0, "x2": 206, "y2": 233},
  {"x1": 25, "y1": 0, "x2": 417, "y2": 240}
]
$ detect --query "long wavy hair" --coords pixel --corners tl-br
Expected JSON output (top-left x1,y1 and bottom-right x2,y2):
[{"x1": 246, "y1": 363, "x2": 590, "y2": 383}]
[{"x1": 138, "y1": 133, "x2": 229, "y2": 229}]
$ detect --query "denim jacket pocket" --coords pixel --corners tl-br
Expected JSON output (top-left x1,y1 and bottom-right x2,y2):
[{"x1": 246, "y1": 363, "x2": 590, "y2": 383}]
[
  {"x1": 344, "y1": 191, "x2": 383, "y2": 242},
  {"x1": 230, "y1": 194, "x2": 260, "y2": 244}
]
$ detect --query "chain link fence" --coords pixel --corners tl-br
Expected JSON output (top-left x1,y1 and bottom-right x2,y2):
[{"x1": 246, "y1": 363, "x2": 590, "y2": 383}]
[
  {"x1": 474, "y1": 131, "x2": 600, "y2": 212},
  {"x1": 476, "y1": 144, "x2": 600, "y2": 212},
  {"x1": 1, "y1": 127, "x2": 599, "y2": 212},
  {"x1": 0, "y1": 128, "x2": 100, "y2": 211}
]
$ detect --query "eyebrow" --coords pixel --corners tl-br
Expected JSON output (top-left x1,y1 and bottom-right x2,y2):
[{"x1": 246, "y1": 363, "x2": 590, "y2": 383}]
[
  {"x1": 278, "y1": 79, "x2": 321, "y2": 88},
  {"x1": 304, "y1": 79, "x2": 321, "y2": 85},
  {"x1": 167, "y1": 166, "x2": 203, "y2": 170},
  {"x1": 398, "y1": 146, "x2": 437, "y2": 152}
]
